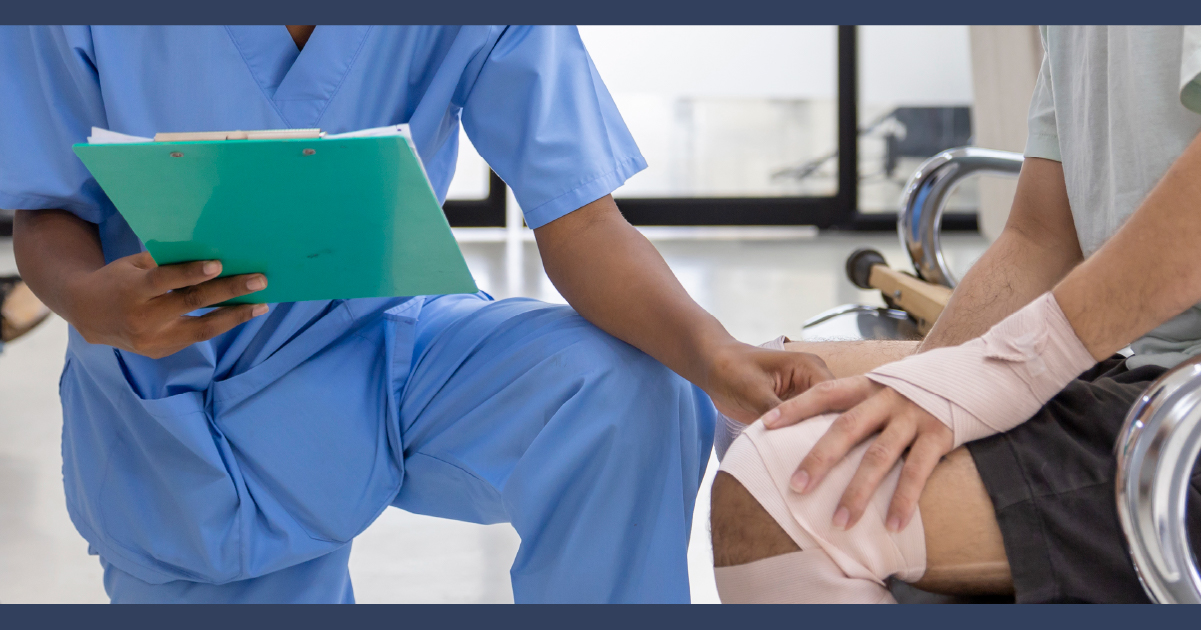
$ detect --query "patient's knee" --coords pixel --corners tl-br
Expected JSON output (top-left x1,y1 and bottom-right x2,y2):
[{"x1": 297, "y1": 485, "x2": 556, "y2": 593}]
[{"x1": 710, "y1": 471, "x2": 800, "y2": 567}]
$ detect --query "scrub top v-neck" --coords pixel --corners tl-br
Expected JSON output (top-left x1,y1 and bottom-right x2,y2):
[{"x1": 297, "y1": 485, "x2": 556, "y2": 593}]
[
  {"x1": 0, "y1": 25, "x2": 648, "y2": 584},
  {"x1": 284, "y1": 25, "x2": 316, "y2": 52},
  {"x1": 226, "y1": 25, "x2": 372, "y2": 129}
]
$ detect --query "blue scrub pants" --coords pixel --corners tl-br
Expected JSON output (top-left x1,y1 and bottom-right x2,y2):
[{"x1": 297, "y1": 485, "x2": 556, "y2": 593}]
[{"x1": 99, "y1": 294, "x2": 716, "y2": 603}]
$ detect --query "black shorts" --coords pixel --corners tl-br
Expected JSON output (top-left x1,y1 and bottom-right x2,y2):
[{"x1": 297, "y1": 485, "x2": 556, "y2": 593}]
[{"x1": 967, "y1": 356, "x2": 1201, "y2": 603}]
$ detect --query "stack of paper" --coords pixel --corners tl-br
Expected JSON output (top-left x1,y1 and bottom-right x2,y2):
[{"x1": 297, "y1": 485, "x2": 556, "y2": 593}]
[{"x1": 87, "y1": 124, "x2": 414, "y2": 145}]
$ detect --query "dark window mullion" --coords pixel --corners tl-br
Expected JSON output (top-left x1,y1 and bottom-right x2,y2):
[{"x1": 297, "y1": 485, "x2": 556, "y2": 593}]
[{"x1": 443, "y1": 170, "x2": 506, "y2": 227}]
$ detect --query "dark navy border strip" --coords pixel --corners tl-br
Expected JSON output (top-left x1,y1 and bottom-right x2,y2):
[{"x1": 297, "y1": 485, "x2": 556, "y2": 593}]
[
  {"x1": 4, "y1": 0, "x2": 1201, "y2": 26},
  {"x1": 0, "y1": 601, "x2": 1182, "y2": 629}
]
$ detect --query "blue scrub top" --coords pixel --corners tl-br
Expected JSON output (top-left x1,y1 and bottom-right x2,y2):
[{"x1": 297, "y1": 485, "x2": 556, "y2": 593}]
[
  {"x1": 0, "y1": 25, "x2": 645, "y2": 398},
  {"x1": 0, "y1": 26, "x2": 646, "y2": 583}
]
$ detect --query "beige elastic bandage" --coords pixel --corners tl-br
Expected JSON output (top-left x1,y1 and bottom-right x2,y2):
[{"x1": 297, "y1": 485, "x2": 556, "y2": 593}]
[
  {"x1": 715, "y1": 415, "x2": 927, "y2": 604},
  {"x1": 866, "y1": 292, "x2": 1096, "y2": 448}
]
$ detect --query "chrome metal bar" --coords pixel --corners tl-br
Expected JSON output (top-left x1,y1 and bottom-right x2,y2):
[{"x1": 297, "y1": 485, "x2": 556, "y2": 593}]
[
  {"x1": 898, "y1": 147, "x2": 1023, "y2": 288},
  {"x1": 1116, "y1": 355, "x2": 1201, "y2": 603},
  {"x1": 800, "y1": 305, "x2": 921, "y2": 342}
]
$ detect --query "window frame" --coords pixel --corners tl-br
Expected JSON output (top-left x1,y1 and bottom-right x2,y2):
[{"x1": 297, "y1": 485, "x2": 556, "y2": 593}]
[{"x1": 445, "y1": 26, "x2": 980, "y2": 231}]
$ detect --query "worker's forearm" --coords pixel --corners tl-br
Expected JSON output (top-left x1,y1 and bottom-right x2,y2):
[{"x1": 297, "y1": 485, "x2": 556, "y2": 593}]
[
  {"x1": 535, "y1": 197, "x2": 737, "y2": 389},
  {"x1": 1054, "y1": 133, "x2": 1201, "y2": 360},
  {"x1": 12, "y1": 209, "x2": 106, "y2": 323}
]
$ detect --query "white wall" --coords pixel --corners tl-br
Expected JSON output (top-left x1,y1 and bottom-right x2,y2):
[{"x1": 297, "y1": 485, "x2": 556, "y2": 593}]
[
  {"x1": 859, "y1": 25, "x2": 974, "y2": 106},
  {"x1": 450, "y1": 26, "x2": 978, "y2": 203},
  {"x1": 578, "y1": 26, "x2": 837, "y2": 99}
]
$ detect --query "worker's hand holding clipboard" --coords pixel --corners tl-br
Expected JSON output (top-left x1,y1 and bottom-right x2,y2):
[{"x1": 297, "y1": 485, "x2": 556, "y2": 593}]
[{"x1": 73, "y1": 125, "x2": 478, "y2": 305}]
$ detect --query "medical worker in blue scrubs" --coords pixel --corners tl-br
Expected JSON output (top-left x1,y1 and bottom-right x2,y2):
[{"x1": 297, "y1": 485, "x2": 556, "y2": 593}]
[{"x1": 0, "y1": 26, "x2": 833, "y2": 603}]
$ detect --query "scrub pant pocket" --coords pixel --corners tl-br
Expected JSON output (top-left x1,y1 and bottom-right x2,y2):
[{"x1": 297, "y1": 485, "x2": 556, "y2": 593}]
[
  {"x1": 206, "y1": 300, "x2": 416, "y2": 547},
  {"x1": 68, "y1": 299, "x2": 418, "y2": 591}
]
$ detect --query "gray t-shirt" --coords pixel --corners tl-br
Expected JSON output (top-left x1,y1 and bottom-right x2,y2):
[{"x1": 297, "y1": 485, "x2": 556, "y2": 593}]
[{"x1": 1027, "y1": 25, "x2": 1201, "y2": 368}]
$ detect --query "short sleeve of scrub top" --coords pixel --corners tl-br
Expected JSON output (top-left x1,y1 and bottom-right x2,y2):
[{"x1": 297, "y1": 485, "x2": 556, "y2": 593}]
[
  {"x1": 1025, "y1": 26, "x2": 1062, "y2": 163},
  {"x1": 459, "y1": 26, "x2": 647, "y2": 228},
  {"x1": 0, "y1": 26, "x2": 113, "y2": 224}
]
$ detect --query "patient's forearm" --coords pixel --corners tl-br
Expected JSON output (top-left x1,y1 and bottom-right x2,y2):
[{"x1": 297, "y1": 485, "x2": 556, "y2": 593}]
[
  {"x1": 783, "y1": 160, "x2": 1079, "y2": 377},
  {"x1": 1054, "y1": 132, "x2": 1201, "y2": 360},
  {"x1": 783, "y1": 340, "x2": 917, "y2": 378},
  {"x1": 922, "y1": 231, "x2": 1067, "y2": 350},
  {"x1": 922, "y1": 158, "x2": 1082, "y2": 351}
]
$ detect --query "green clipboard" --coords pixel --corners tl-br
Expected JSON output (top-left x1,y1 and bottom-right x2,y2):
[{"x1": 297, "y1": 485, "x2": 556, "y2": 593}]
[{"x1": 73, "y1": 134, "x2": 478, "y2": 304}]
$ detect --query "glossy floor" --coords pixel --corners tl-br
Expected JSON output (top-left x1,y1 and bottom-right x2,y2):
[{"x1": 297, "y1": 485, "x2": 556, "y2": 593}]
[{"x1": 0, "y1": 229, "x2": 988, "y2": 603}]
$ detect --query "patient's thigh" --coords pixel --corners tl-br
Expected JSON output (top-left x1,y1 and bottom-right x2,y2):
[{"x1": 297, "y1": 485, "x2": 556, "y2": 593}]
[
  {"x1": 782, "y1": 340, "x2": 918, "y2": 378},
  {"x1": 914, "y1": 448, "x2": 1013, "y2": 595},
  {"x1": 715, "y1": 436, "x2": 1012, "y2": 595}
]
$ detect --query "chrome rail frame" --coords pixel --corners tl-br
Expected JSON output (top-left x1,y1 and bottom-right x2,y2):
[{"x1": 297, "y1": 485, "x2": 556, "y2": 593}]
[
  {"x1": 898, "y1": 147, "x2": 1024, "y2": 288},
  {"x1": 1116, "y1": 355, "x2": 1201, "y2": 604}
]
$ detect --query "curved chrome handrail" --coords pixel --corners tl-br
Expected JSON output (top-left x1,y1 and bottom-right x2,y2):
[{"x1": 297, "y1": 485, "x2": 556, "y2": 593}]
[
  {"x1": 1116, "y1": 355, "x2": 1201, "y2": 603},
  {"x1": 898, "y1": 147, "x2": 1024, "y2": 288}
]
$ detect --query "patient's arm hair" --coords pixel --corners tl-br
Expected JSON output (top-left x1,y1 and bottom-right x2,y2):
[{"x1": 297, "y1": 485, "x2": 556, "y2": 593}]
[
  {"x1": 922, "y1": 157, "x2": 1082, "y2": 351},
  {"x1": 783, "y1": 158, "x2": 1080, "y2": 372}
]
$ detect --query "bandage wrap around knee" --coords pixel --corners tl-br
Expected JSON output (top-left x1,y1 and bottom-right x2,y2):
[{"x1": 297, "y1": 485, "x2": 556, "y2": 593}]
[
  {"x1": 714, "y1": 548, "x2": 898, "y2": 604},
  {"x1": 716, "y1": 416, "x2": 927, "y2": 604},
  {"x1": 866, "y1": 292, "x2": 1095, "y2": 448}
]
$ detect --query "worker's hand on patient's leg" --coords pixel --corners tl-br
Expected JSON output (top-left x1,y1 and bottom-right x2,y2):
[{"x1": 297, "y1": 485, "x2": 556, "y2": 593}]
[
  {"x1": 704, "y1": 343, "x2": 836, "y2": 424},
  {"x1": 64, "y1": 251, "x2": 269, "y2": 359},
  {"x1": 761, "y1": 375, "x2": 952, "y2": 534}
]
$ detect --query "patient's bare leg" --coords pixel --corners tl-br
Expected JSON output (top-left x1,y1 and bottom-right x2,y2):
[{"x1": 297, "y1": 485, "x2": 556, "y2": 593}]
[
  {"x1": 711, "y1": 470, "x2": 801, "y2": 567},
  {"x1": 711, "y1": 447, "x2": 1012, "y2": 596},
  {"x1": 910, "y1": 448, "x2": 1011, "y2": 594},
  {"x1": 783, "y1": 340, "x2": 918, "y2": 379}
]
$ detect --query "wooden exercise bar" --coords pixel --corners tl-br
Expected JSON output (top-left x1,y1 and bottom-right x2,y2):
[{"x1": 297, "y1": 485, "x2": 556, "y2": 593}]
[
  {"x1": 867, "y1": 266, "x2": 952, "y2": 335},
  {"x1": 1, "y1": 280, "x2": 51, "y2": 342}
]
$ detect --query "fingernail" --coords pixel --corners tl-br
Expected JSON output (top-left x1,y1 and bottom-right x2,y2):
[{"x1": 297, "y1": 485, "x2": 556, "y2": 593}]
[
  {"x1": 833, "y1": 507, "x2": 850, "y2": 529},
  {"x1": 761, "y1": 408, "x2": 780, "y2": 427},
  {"x1": 246, "y1": 276, "x2": 267, "y2": 291},
  {"x1": 886, "y1": 516, "x2": 902, "y2": 532},
  {"x1": 203, "y1": 261, "x2": 221, "y2": 275},
  {"x1": 790, "y1": 470, "x2": 809, "y2": 493},
  {"x1": 252, "y1": 304, "x2": 269, "y2": 317}
]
